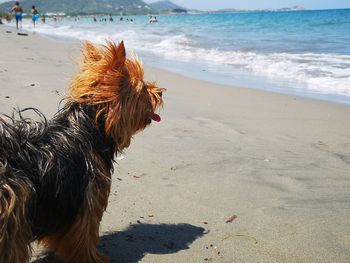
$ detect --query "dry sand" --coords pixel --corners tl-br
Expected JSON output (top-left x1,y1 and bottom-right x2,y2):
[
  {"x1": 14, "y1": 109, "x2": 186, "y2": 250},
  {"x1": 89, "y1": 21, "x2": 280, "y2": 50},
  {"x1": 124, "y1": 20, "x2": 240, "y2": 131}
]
[{"x1": 1, "y1": 26, "x2": 350, "y2": 263}]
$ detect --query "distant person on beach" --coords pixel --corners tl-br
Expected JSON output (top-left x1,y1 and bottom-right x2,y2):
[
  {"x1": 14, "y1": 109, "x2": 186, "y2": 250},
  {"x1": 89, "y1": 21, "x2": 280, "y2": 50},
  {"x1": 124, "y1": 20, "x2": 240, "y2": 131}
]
[
  {"x1": 11, "y1": 2, "x2": 23, "y2": 29},
  {"x1": 149, "y1": 16, "x2": 157, "y2": 23},
  {"x1": 31, "y1": 5, "x2": 39, "y2": 28},
  {"x1": 41, "y1": 15, "x2": 46, "y2": 23},
  {"x1": 109, "y1": 15, "x2": 113, "y2": 22},
  {"x1": 93, "y1": 16, "x2": 97, "y2": 22}
]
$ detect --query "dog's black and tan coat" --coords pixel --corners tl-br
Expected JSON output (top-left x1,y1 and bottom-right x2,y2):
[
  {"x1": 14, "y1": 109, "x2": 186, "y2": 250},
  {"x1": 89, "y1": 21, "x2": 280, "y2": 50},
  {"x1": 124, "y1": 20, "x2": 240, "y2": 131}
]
[{"x1": 0, "y1": 41, "x2": 164, "y2": 263}]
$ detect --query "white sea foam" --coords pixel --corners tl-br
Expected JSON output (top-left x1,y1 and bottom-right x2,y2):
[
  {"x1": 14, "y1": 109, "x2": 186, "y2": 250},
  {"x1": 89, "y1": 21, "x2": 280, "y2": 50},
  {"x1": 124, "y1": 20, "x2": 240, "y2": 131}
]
[{"x1": 150, "y1": 35, "x2": 350, "y2": 97}]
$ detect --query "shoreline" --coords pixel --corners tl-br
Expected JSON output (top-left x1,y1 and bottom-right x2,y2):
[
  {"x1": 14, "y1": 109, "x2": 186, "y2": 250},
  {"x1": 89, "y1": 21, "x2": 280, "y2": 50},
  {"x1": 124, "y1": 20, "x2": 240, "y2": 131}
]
[
  {"x1": 1, "y1": 26, "x2": 350, "y2": 263},
  {"x1": 146, "y1": 62, "x2": 350, "y2": 108}
]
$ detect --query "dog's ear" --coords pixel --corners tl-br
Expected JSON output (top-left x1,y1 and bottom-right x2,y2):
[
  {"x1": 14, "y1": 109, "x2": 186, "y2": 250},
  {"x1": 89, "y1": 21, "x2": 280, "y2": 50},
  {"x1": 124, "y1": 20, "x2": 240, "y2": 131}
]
[
  {"x1": 104, "y1": 40, "x2": 126, "y2": 71},
  {"x1": 115, "y1": 40, "x2": 126, "y2": 64}
]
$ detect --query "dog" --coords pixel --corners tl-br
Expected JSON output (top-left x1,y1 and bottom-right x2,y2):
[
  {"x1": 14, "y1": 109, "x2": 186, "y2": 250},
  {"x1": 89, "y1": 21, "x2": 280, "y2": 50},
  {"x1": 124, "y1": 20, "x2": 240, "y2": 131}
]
[{"x1": 0, "y1": 41, "x2": 164, "y2": 263}]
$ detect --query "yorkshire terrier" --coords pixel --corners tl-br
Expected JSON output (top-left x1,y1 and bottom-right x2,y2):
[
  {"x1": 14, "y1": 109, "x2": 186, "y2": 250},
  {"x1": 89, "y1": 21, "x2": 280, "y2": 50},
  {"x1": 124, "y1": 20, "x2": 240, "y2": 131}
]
[{"x1": 0, "y1": 41, "x2": 164, "y2": 263}]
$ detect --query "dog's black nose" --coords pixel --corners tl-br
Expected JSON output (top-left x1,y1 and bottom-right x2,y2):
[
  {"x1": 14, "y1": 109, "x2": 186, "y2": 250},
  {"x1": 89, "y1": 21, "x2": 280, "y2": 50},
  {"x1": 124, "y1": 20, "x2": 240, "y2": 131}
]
[{"x1": 158, "y1": 91, "x2": 162, "y2": 97}]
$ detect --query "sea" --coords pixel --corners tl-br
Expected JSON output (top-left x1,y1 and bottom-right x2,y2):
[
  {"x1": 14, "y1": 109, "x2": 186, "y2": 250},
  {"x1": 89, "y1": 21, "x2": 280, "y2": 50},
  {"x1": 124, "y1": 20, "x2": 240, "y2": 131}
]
[{"x1": 6, "y1": 9, "x2": 350, "y2": 105}]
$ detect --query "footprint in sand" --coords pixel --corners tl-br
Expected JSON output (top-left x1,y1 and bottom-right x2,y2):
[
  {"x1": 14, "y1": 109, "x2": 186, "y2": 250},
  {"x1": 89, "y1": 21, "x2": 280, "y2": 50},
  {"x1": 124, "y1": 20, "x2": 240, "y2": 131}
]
[
  {"x1": 51, "y1": 90, "x2": 60, "y2": 96},
  {"x1": 171, "y1": 127, "x2": 197, "y2": 140},
  {"x1": 192, "y1": 117, "x2": 245, "y2": 135},
  {"x1": 170, "y1": 162, "x2": 192, "y2": 171}
]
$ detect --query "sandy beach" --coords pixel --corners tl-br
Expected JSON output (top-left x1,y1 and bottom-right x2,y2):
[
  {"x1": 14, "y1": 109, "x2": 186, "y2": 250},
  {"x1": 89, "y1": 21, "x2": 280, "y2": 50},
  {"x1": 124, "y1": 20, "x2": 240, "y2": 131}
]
[{"x1": 1, "y1": 26, "x2": 350, "y2": 263}]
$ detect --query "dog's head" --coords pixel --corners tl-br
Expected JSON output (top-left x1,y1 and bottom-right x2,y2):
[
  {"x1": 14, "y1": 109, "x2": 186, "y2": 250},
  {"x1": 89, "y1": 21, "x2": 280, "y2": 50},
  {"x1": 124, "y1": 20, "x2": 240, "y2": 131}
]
[{"x1": 69, "y1": 41, "x2": 165, "y2": 151}]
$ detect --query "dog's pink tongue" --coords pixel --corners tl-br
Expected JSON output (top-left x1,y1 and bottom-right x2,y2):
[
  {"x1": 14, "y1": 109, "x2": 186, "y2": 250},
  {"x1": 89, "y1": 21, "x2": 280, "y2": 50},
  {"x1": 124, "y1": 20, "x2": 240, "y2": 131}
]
[{"x1": 150, "y1": 113, "x2": 161, "y2": 122}]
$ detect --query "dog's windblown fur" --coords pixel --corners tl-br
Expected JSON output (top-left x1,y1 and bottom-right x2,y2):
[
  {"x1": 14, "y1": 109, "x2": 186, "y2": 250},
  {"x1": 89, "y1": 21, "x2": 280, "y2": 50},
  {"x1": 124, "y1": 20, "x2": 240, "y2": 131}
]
[{"x1": 0, "y1": 41, "x2": 164, "y2": 263}]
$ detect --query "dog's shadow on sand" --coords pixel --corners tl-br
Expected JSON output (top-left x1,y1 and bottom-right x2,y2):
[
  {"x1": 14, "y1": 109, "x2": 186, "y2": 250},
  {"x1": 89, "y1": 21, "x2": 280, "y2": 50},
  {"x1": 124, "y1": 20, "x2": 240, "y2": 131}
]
[{"x1": 32, "y1": 223, "x2": 205, "y2": 263}]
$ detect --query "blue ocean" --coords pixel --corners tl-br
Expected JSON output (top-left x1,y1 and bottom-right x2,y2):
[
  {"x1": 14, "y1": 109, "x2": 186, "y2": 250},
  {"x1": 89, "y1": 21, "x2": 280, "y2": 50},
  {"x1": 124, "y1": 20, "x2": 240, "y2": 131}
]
[{"x1": 10, "y1": 9, "x2": 350, "y2": 104}]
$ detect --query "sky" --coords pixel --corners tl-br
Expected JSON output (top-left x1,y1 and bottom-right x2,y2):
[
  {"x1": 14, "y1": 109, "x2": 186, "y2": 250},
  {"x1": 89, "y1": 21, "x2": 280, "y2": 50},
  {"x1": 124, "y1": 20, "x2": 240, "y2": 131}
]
[{"x1": 144, "y1": 0, "x2": 350, "y2": 11}]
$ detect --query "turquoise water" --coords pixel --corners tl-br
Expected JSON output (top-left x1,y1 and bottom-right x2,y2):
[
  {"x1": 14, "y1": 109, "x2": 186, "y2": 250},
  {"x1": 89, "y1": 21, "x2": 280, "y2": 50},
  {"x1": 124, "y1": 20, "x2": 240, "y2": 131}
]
[{"x1": 8, "y1": 9, "x2": 350, "y2": 104}]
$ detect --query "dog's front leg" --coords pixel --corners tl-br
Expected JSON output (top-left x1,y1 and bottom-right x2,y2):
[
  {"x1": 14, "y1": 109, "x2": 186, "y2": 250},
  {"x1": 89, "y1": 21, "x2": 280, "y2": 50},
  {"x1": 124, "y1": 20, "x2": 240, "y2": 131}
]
[
  {"x1": 40, "y1": 179, "x2": 111, "y2": 263},
  {"x1": 41, "y1": 205, "x2": 109, "y2": 263}
]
